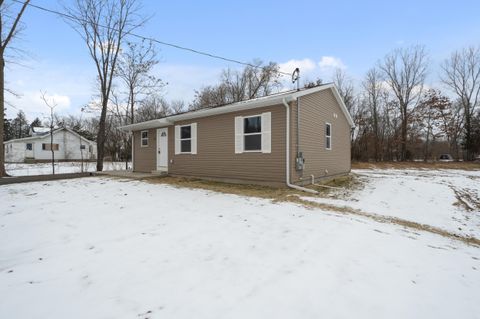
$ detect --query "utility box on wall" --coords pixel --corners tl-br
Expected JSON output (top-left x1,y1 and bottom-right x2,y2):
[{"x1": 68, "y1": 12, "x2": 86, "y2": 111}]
[{"x1": 295, "y1": 152, "x2": 305, "y2": 171}]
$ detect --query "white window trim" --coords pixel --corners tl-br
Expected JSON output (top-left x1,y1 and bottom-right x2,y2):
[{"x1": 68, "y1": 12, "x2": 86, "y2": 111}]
[
  {"x1": 141, "y1": 130, "x2": 149, "y2": 147},
  {"x1": 242, "y1": 114, "x2": 262, "y2": 153},
  {"x1": 325, "y1": 122, "x2": 332, "y2": 150},
  {"x1": 179, "y1": 124, "x2": 192, "y2": 154}
]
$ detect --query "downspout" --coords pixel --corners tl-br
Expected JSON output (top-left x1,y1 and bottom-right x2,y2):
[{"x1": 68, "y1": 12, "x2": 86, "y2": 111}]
[
  {"x1": 297, "y1": 97, "x2": 300, "y2": 157},
  {"x1": 282, "y1": 98, "x2": 318, "y2": 194}
]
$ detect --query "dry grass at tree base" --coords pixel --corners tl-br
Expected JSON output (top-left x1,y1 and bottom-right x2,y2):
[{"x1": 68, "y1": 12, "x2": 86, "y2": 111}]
[{"x1": 352, "y1": 161, "x2": 480, "y2": 170}]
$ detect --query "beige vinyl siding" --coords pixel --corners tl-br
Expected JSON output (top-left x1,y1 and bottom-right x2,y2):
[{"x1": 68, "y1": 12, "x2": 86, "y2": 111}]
[
  {"x1": 168, "y1": 104, "x2": 286, "y2": 185},
  {"x1": 133, "y1": 128, "x2": 156, "y2": 172},
  {"x1": 290, "y1": 89, "x2": 351, "y2": 184},
  {"x1": 131, "y1": 87, "x2": 352, "y2": 186}
]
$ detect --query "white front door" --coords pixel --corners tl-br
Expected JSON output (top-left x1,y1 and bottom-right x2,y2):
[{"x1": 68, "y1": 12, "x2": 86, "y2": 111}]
[{"x1": 156, "y1": 128, "x2": 168, "y2": 171}]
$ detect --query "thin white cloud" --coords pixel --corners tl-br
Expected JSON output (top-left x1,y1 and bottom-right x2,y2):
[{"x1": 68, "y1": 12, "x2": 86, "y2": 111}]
[
  {"x1": 15, "y1": 91, "x2": 71, "y2": 119},
  {"x1": 318, "y1": 56, "x2": 346, "y2": 70},
  {"x1": 279, "y1": 58, "x2": 317, "y2": 74},
  {"x1": 5, "y1": 59, "x2": 94, "y2": 120},
  {"x1": 279, "y1": 56, "x2": 347, "y2": 89}
]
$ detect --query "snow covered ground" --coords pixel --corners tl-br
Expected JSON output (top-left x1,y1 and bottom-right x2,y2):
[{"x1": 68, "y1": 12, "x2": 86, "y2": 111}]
[
  {"x1": 302, "y1": 169, "x2": 480, "y2": 239},
  {"x1": 1, "y1": 175, "x2": 479, "y2": 318},
  {"x1": 5, "y1": 161, "x2": 129, "y2": 176}
]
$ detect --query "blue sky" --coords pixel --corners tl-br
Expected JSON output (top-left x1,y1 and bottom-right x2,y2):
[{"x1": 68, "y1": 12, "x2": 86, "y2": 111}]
[{"x1": 6, "y1": 0, "x2": 480, "y2": 120}]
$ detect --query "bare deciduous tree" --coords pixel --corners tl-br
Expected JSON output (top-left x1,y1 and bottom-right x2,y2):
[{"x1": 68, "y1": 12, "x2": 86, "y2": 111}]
[
  {"x1": 333, "y1": 68, "x2": 355, "y2": 112},
  {"x1": 135, "y1": 94, "x2": 174, "y2": 122},
  {"x1": 190, "y1": 61, "x2": 281, "y2": 110},
  {"x1": 40, "y1": 91, "x2": 57, "y2": 175},
  {"x1": 362, "y1": 67, "x2": 384, "y2": 161},
  {"x1": 441, "y1": 46, "x2": 480, "y2": 160},
  {"x1": 116, "y1": 39, "x2": 163, "y2": 124},
  {"x1": 413, "y1": 89, "x2": 446, "y2": 160},
  {"x1": 0, "y1": 0, "x2": 30, "y2": 176},
  {"x1": 65, "y1": 0, "x2": 145, "y2": 171},
  {"x1": 379, "y1": 45, "x2": 428, "y2": 161}
]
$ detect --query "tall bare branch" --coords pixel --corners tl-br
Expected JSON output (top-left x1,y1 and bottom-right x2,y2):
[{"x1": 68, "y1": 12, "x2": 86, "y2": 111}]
[
  {"x1": 64, "y1": 0, "x2": 145, "y2": 171},
  {"x1": 379, "y1": 45, "x2": 428, "y2": 161}
]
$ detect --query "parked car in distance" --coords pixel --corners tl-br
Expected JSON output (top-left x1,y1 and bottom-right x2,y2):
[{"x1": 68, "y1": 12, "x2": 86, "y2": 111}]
[{"x1": 438, "y1": 154, "x2": 454, "y2": 162}]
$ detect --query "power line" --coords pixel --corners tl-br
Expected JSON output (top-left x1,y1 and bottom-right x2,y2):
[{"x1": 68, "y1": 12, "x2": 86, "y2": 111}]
[{"x1": 13, "y1": 0, "x2": 292, "y2": 77}]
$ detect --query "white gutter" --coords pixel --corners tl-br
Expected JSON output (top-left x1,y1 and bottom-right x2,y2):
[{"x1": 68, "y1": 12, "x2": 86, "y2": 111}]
[
  {"x1": 282, "y1": 98, "x2": 318, "y2": 194},
  {"x1": 119, "y1": 84, "x2": 355, "y2": 132}
]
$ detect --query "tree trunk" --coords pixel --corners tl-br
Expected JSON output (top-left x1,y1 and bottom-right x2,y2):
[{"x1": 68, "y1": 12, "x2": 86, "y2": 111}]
[
  {"x1": 130, "y1": 88, "x2": 135, "y2": 125},
  {"x1": 464, "y1": 110, "x2": 472, "y2": 161},
  {"x1": 401, "y1": 105, "x2": 408, "y2": 161},
  {"x1": 373, "y1": 107, "x2": 379, "y2": 162},
  {"x1": 0, "y1": 53, "x2": 6, "y2": 177},
  {"x1": 50, "y1": 130, "x2": 55, "y2": 174},
  {"x1": 424, "y1": 128, "x2": 430, "y2": 162},
  {"x1": 96, "y1": 97, "x2": 108, "y2": 172}
]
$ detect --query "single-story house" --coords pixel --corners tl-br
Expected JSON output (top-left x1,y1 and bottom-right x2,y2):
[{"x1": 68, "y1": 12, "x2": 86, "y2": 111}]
[
  {"x1": 4, "y1": 127, "x2": 97, "y2": 163},
  {"x1": 120, "y1": 84, "x2": 355, "y2": 187}
]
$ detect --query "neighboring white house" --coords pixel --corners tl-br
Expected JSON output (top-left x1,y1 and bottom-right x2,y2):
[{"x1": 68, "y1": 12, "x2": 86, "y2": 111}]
[{"x1": 4, "y1": 127, "x2": 97, "y2": 163}]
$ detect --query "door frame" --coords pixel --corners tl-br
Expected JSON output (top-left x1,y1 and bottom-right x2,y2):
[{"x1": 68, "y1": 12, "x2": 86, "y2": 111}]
[
  {"x1": 25, "y1": 142, "x2": 34, "y2": 158},
  {"x1": 156, "y1": 128, "x2": 169, "y2": 171}
]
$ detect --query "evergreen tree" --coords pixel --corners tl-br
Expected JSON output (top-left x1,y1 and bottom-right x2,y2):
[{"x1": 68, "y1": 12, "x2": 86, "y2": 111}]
[
  {"x1": 3, "y1": 112, "x2": 13, "y2": 141},
  {"x1": 11, "y1": 110, "x2": 29, "y2": 139},
  {"x1": 30, "y1": 117, "x2": 43, "y2": 128}
]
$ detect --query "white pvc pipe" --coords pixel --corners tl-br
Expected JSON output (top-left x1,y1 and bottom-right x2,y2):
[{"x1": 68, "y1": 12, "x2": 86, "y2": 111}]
[
  {"x1": 282, "y1": 98, "x2": 318, "y2": 195},
  {"x1": 311, "y1": 174, "x2": 343, "y2": 190}
]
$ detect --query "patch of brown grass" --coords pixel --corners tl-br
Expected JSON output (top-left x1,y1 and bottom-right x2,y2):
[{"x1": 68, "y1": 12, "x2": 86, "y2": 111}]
[
  {"x1": 352, "y1": 161, "x2": 480, "y2": 171},
  {"x1": 143, "y1": 175, "x2": 480, "y2": 247},
  {"x1": 148, "y1": 176, "x2": 302, "y2": 201},
  {"x1": 308, "y1": 174, "x2": 365, "y2": 199}
]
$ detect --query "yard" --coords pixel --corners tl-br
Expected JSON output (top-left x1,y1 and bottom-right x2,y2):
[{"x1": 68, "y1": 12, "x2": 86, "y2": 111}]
[{"x1": 0, "y1": 168, "x2": 479, "y2": 318}]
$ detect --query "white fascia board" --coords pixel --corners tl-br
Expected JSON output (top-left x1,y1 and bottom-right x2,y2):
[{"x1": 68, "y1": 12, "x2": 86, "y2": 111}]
[
  {"x1": 291, "y1": 83, "x2": 355, "y2": 128},
  {"x1": 119, "y1": 118, "x2": 173, "y2": 132},
  {"x1": 4, "y1": 135, "x2": 43, "y2": 144},
  {"x1": 119, "y1": 95, "x2": 288, "y2": 132},
  {"x1": 169, "y1": 96, "x2": 286, "y2": 122},
  {"x1": 117, "y1": 85, "x2": 353, "y2": 132},
  {"x1": 329, "y1": 86, "x2": 355, "y2": 128}
]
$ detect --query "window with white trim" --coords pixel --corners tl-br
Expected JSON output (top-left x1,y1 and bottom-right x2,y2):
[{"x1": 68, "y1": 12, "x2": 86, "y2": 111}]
[
  {"x1": 26, "y1": 143, "x2": 33, "y2": 150},
  {"x1": 325, "y1": 123, "x2": 332, "y2": 150},
  {"x1": 174, "y1": 123, "x2": 197, "y2": 155},
  {"x1": 234, "y1": 112, "x2": 271, "y2": 154},
  {"x1": 141, "y1": 130, "x2": 149, "y2": 147},
  {"x1": 243, "y1": 115, "x2": 262, "y2": 151},
  {"x1": 180, "y1": 125, "x2": 192, "y2": 153}
]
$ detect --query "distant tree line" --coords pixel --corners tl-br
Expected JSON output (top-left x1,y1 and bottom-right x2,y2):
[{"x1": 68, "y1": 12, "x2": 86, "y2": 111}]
[
  {"x1": 335, "y1": 45, "x2": 480, "y2": 162},
  {"x1": 1, "y1": 0, "x2": 479, "y2": 178},
  {"x1": 4, "y1": 44, "x2": 480, "y2": 164}
]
